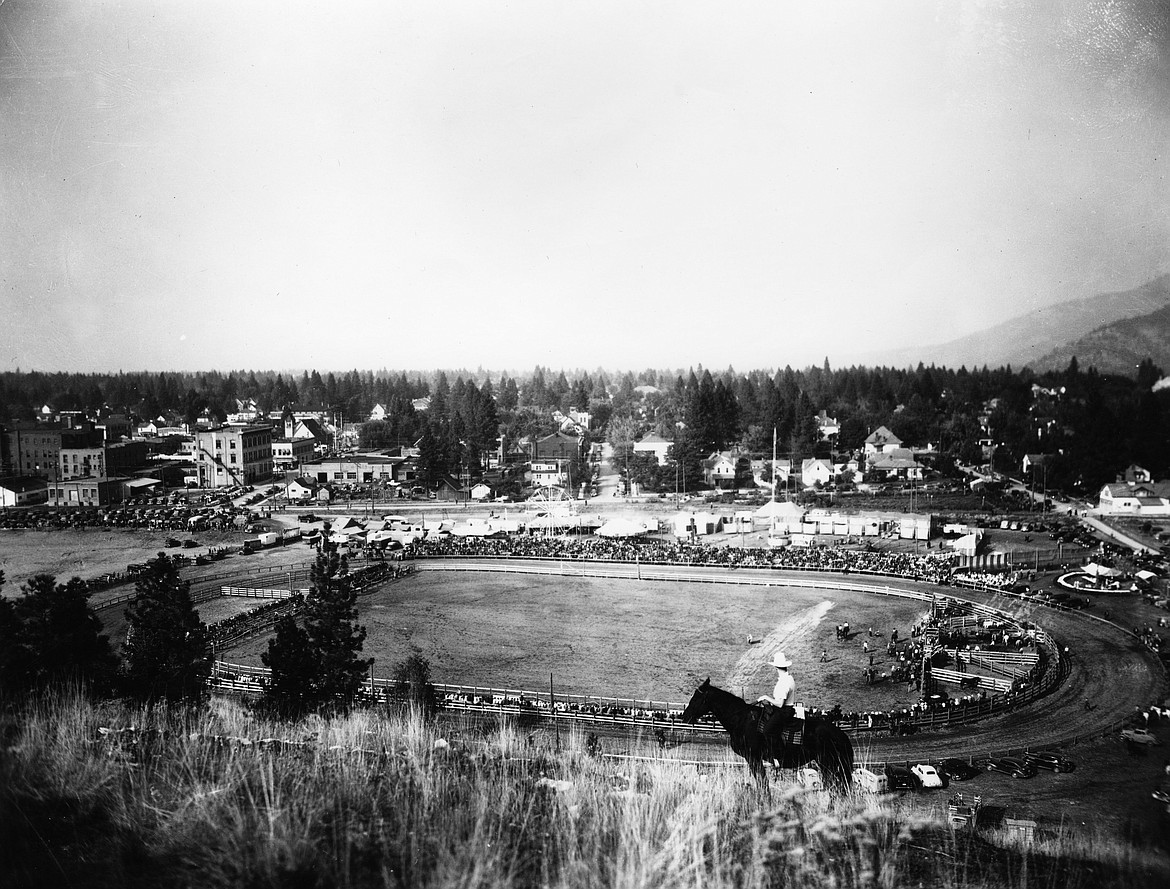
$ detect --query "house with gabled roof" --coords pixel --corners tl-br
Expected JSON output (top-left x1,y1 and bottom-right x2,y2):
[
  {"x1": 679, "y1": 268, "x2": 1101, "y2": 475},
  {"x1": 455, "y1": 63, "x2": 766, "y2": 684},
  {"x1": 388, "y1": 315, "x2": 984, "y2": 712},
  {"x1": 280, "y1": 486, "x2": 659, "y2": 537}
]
[
  {"x1": 633, "y1": 433, "x2": 672, "y2": 466},
  {"x1": 703, "y1": 451, "x2": 738, "y2": 489},
  {"x1": 865, "y1": 448, "x2": 923, "y2": 481},
  {"x1": 801, "y1": 458, "x2": 834, "y2": 487},
  {"x1": 1098, "y1": 481, "x2": 1170, "y2": 515},
  {"x1": 816, "y1": 410, "x2": 840, "y2": 442},
  {"x1": 864, "y1": 426, "x2": 903, "y2": 454},
  {"x1": 532, "y1": 431, "x2": 579, "y2": 462}
]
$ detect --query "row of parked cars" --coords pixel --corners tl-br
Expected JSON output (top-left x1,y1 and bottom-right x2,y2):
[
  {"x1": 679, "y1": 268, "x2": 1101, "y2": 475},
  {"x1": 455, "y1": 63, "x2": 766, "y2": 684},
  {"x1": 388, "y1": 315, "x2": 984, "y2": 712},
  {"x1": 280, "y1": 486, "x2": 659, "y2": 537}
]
[{"x1": 852, "y1": 750, "x2": 1076, "y2": 792}]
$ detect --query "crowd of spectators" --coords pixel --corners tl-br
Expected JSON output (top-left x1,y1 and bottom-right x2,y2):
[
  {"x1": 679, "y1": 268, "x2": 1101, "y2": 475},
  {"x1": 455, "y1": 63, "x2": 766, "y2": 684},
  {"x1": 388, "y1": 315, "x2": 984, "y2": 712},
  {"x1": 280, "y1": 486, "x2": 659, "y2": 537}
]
[
  {"x1": 404, "y1": 535, "x2": 961, "y2": 585},
  {"x1": 207, "y1": 597, "x2": 301, "y2": 649}
]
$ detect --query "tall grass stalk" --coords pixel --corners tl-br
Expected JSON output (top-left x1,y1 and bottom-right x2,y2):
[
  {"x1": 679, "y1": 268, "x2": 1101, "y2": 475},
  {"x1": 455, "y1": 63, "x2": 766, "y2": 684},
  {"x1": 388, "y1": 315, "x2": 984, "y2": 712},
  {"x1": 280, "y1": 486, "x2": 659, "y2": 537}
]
[{"x1": 1, "y1": 690, "x2": 1167, "y2": 889}]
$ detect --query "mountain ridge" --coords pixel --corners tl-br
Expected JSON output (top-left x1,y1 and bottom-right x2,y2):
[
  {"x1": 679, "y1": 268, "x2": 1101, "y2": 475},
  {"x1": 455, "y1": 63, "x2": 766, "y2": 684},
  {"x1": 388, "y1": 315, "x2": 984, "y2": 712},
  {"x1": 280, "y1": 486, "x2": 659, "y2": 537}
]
[{"x1": 862, "y1": 273, "x2": 1170, "y2": 371}]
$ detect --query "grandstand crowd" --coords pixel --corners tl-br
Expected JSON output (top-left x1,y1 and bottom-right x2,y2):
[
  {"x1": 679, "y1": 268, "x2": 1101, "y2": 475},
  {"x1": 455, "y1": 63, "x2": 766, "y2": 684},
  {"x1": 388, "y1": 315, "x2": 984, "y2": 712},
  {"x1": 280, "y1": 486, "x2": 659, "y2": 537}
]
[{"x1": 403, "y1": 535, "x2": 961, "y2": 585}]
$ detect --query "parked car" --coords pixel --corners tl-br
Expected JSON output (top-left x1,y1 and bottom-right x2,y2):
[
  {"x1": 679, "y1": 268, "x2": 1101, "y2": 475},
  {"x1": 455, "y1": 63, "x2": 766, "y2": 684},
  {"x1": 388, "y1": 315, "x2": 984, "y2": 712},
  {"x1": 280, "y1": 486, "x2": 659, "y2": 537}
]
[
  {"x1": 985, "y1": 757, "x2": 1036, "y2": 779},
  {"x1": 938, "y1": 758, "x2": 981, "y2": 782},
  {"x1": 910, "y1": 763, "x2": 945, "y2": 789},
  {"x1": 852, "y1": 766, "x2": 889, "y2": 793},
  {"x1": 797, "y1": 767, "x2": 823, "y2": 790},
  {"x1": 1023, "y1": 751, "x2": 1075, "y2": 773},
  {"x1": 885, "y1": 765, "x2": 920, "y2": 791},
  {"x1": 1121, "y1": 728, "x2": 1161, "y2": 746}
]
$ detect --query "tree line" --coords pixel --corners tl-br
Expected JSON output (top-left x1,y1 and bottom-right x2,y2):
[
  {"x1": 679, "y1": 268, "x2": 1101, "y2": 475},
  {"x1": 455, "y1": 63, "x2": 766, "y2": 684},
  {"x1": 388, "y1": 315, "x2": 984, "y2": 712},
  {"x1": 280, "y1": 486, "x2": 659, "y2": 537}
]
[
  {"x1": 0, "y1": 549, "x2": 431, "y2": 718},
  {"x1": 2, "y1": 357, "x2": 1166, "y2": 494}
]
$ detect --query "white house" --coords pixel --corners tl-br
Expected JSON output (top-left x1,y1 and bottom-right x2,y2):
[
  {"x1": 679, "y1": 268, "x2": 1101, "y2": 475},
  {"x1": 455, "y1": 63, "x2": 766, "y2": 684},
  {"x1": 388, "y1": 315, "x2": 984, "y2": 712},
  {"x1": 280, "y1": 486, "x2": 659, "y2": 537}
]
[
  {"x1": 801, "y1": 458, "x2": 834, "y2": 487},
  {"x1": 866, "y1": 448, "x2": 923, "y2": 481},
  {"x1": 1098, "y1": 482, "x2": 1170, "y2": 515},
  {"x1": 864, "y1": 426, "x2": 903, "y2": 455},
  {"x1": 703, "y1": 451, "x2": 740, "y2": 489},
  {"x1": 287, "y1": 476, "x2": 321, "y2": 501},
  {"x1": 470, "y1": 482, "x2": 493, "y2": 501},
  {"x1": 369, "y1": 403, "x2": 388, "y2": 421},
  {"x1": 633, "y1": 433, "x2": 672, "y2": 466},
  {"x1": 528, "y1": 461, "x2": 568, "y2": 487},
  {"x1": 816, "y1": 411, "x2": 840, "y2": 442}
]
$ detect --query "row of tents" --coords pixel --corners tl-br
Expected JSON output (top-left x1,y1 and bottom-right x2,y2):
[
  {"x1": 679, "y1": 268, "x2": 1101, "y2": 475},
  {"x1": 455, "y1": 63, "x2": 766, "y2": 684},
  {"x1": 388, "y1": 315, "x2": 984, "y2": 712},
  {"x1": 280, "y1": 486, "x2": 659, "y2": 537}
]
[{"x1": 300, "y1": 500, "x2": 942, "y2": 545}]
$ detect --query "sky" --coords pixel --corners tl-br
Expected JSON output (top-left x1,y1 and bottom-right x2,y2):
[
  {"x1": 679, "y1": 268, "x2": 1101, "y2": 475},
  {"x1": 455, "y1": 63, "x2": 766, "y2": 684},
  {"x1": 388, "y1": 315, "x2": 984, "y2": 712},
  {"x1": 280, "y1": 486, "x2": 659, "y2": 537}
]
[{"x1": 2, "y1": 0, "x2": 1169, "y2": 374}]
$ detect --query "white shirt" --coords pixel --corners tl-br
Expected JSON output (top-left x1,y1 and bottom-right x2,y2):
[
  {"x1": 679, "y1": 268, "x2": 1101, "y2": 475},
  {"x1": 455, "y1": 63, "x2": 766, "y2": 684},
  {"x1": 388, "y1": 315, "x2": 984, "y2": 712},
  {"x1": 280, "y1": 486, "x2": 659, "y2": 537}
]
[{"x1": 771, "y1": 670, "x2": 796, "y2": 707}]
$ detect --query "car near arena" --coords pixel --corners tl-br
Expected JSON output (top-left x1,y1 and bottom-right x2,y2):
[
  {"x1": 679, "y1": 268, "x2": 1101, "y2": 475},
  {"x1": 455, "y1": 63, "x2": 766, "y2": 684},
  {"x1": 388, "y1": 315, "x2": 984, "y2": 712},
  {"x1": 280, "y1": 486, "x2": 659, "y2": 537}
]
[
  {"x1": 851, "y1": 766, "x2": 889, "y2": 793},
  {"x1": 1023, "y1": 751, "x2": 1075, "y2": 773},
  {"x1": 910, "y1": 763, "x2": 945, "y2": 789},
  {"x1": 938, "y1": 758, "x2": 981, "y2": 782},
  {"x1": 1120, "y1": 728, "x2": 1161, "y2": 746},
  {"x1": 985, "y1": 757, "x2": 1037, "y2": 779},
  {"x1": 885, "y1": 765, "x2": 919, "y2": 792}
]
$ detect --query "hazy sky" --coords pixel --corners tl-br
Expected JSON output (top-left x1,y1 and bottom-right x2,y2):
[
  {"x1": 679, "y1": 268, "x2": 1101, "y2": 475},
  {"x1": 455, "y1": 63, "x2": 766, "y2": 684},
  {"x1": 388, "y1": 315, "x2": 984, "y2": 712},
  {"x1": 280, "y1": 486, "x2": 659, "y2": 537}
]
[{"x1": 2, "y1": 0, "x2": 1169, "y2": 374}]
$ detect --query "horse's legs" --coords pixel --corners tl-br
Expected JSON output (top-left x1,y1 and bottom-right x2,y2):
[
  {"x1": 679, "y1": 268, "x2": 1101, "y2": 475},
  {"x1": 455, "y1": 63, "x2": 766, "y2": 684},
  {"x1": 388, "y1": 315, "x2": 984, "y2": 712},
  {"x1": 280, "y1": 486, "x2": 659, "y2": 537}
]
[{"x1": 749, "y1": 757, "x2": 771, "y2": 802}]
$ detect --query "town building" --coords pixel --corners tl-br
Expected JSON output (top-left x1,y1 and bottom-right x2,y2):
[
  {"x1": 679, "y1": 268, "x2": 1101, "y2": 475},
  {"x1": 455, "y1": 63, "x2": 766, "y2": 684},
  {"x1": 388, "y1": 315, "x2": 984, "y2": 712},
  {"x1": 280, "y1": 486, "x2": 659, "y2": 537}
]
[
  {"x1": 191, "y1": 425, "x2": 273, "y2": 488},
  {"x1": 47, "y1": 475, "x2": 128, "y2": 507},
  {"x1": 532, "y1": 431, "x2": 580, "y2": 463},
  {"x1": 59, "y1": 440, "x2": 148, "y2": 480},
  {"x1": 0, "y1": 476, "x2": 48, "y2": 507},
  {"x1": 1, "y1": 425, "x2": 103, "y2": 479},
  {"x1": 272, "y1": 436, "x2": 316, "y2": 471},
  {"x1": 299, "y1": 454, "x2": 409, "y2": 486}
]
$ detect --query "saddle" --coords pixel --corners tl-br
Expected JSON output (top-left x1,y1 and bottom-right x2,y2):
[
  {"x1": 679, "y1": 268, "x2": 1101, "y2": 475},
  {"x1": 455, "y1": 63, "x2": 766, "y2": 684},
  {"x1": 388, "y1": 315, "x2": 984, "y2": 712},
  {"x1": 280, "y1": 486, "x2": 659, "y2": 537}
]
[{"x1": 754, "y1": 703, "x2": 804, "y2": 748}]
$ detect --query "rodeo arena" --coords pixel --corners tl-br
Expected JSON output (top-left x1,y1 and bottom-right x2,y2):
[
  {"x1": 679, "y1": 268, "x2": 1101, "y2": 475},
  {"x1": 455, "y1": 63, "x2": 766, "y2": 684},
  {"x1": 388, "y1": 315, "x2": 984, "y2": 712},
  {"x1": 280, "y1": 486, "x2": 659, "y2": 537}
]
[{"x1": 22, "y1": 494, "x2": 1170, "y2": 825}]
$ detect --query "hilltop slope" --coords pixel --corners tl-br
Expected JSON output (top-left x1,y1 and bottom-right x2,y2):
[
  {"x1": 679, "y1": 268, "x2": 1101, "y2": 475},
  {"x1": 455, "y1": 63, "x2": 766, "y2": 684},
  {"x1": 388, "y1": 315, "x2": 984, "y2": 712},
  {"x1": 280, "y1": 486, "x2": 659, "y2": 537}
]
[
  {"x1": 870, "y1": 273, "x2": 1170, "y2": 370},
  {"x1": 1028, "y1": 300, "x2": 1170, "y2": 375}
]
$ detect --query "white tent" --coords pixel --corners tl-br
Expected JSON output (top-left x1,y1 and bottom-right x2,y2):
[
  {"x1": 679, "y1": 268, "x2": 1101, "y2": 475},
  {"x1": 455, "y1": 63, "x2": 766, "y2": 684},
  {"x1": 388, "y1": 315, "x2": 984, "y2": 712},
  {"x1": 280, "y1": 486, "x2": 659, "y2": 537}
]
[
  {"x1": 452, "y1": 519, "x2": 503, "y2": 538},
  {"x1": 753, "y1": 500, "x2": 804, "y2": 520},
  {"x1": 595, "y1": 518, "x2": 650, "y2": 538},
  {"x1": 1083, "y1": 562, "x2": 1122, "y2": 578},
  {"x1": 671, "y1": 511, "x2": 721, "y2": 536},
  {"x1": 528, "y1": 514, "x2": 602, "y2": 532},
  {"x1": 948, "y1": 532, "x2": 981, "y2": 557}
]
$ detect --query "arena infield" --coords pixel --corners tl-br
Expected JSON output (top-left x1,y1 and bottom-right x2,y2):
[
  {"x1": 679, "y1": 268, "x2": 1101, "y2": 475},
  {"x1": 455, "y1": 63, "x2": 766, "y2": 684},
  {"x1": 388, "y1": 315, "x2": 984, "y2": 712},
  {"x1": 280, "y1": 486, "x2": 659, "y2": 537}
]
[
  {"x1": 225, "y1": 563, "x2": 936, "y2": 711},
  {"x1": 222, "y1": 559, "x2": 1165, "y2": 745}
]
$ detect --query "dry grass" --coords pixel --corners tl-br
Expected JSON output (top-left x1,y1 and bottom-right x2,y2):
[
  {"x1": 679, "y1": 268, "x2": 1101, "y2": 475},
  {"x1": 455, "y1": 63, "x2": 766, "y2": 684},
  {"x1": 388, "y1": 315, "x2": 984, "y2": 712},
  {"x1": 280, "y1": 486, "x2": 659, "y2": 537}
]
[{"x1": 1, "y1": 691, "x2": 1167, "y2": 889}]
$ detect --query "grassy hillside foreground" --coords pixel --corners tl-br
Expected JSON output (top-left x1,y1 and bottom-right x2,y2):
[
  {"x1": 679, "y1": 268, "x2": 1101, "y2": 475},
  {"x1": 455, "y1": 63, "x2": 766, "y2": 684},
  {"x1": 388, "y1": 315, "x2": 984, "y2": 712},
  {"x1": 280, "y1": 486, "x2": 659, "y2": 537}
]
[{"x1": 2, "y1": 692, "x2": 1168, "y2": 889}]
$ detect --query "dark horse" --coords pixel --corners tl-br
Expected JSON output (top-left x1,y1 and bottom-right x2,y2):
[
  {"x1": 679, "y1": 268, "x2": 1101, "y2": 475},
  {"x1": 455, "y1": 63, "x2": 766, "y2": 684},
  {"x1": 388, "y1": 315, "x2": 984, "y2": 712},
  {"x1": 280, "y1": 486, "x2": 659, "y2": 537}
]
[{"x1": 680, "y1": 678, "x2": 854, "y2": 788}]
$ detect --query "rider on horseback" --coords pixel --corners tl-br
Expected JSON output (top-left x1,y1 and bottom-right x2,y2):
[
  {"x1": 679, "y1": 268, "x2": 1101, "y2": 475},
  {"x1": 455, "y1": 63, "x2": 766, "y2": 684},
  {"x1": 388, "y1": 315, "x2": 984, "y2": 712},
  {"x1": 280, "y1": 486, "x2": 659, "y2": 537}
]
[{"x1": 757, "y1": 651, "x2": 796, "y2": 741}]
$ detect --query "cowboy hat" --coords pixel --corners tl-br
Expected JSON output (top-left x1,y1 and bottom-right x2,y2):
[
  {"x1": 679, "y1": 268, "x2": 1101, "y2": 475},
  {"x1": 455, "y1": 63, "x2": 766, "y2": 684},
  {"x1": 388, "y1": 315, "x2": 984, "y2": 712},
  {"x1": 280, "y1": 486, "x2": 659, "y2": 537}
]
[{"x1": 770, "y1": 651, "x2": 792, "y2": 669}]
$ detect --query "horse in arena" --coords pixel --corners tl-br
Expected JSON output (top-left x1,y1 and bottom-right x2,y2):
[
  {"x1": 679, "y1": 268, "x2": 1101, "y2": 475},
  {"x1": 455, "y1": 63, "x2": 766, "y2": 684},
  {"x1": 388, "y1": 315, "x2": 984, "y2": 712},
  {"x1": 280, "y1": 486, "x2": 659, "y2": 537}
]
[{"x1": 680, "y1": 678, "x2": 854, "y2": 789}]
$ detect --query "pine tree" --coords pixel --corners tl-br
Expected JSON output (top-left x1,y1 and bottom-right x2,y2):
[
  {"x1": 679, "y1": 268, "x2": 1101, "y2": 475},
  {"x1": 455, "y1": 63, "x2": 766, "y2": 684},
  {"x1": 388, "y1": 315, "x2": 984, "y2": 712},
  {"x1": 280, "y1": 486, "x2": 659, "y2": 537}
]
[
  {"x1": 260, "y1": 605, "x2": 317, "y2": 717},
  {"x1": 262, "y1": 550, "x2": 372, "y2": 715},
  {"x1": 6, "y1": 575, "x2": 117, "y2": 694},
  {"x1": 123, "y1": 553, "x2": 211, "y2": 704},
  {"x1": 303, "y1": 550, "x2": 373, "y2": 711}
]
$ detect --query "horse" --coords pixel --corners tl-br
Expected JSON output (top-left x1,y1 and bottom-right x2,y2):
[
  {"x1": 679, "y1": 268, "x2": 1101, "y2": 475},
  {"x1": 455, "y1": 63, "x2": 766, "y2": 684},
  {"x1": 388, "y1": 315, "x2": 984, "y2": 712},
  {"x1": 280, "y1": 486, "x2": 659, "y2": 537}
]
[{"x1": 680, "y1": 678, "x2": 854, "y2": 789}]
